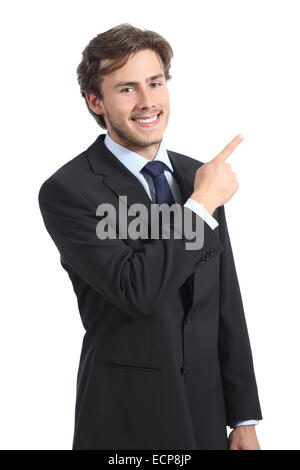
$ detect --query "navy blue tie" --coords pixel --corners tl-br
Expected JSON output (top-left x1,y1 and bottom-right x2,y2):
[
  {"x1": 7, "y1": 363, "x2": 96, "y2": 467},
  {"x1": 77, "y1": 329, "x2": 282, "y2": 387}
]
[{"x1": 142, "y1": 161, "x2": 175, "y2": 205}]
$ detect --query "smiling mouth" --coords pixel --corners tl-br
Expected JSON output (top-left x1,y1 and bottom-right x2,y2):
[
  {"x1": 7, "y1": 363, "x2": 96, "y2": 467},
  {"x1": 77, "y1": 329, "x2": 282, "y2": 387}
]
[{"x1": 131, "y1": 113, "x2": 161, "y2": 128}]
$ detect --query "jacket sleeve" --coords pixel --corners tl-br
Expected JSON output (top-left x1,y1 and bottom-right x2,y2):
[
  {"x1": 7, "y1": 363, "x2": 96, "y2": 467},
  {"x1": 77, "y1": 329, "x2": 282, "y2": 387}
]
[
  {"x1": 38, "y1": 177, "x2": 224, "y2": 318},
  {"x1": 218, "y1": 204, "x2": 263, "y2": 426}
]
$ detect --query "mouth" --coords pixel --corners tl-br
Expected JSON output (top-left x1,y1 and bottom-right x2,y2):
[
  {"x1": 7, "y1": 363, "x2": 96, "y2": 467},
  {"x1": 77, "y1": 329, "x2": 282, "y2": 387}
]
[{"x1": 131, "y1": 113, "x2": 161, "y2": 128}]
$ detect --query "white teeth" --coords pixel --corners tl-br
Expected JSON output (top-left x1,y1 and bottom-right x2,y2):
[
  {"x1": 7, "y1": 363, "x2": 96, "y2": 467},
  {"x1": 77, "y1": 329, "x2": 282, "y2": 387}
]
[{"x1": 134, "y1": 114, "x2": 158, "y2": 123}]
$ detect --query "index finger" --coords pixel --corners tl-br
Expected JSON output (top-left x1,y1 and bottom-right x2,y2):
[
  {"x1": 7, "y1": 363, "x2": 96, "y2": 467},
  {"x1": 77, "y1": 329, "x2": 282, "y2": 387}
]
[{"x1": 213, "y1": 134, "x2": 244, "y2": 162}]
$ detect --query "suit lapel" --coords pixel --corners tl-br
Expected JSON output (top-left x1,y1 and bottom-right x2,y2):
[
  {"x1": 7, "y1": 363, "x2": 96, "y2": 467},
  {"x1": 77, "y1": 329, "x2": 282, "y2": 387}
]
[
  {"x1": 87, "y1": 134, "x2": 154, "y2": 224},
  {"x1": 167, "y1": 150, "x2": 197, "y2": 202}
]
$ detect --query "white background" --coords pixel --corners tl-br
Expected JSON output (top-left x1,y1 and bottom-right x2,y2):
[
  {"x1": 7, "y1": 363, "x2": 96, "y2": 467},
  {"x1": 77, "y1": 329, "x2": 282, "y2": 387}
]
[{"x1": 1, "y1": 0, "x2": 299, "y2": 450}]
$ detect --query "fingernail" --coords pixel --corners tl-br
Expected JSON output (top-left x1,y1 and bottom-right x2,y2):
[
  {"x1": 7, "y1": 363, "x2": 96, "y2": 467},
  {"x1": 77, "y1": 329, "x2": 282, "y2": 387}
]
[{"x1": 239, "y1": 134, "x2": 245, "y2": 140}]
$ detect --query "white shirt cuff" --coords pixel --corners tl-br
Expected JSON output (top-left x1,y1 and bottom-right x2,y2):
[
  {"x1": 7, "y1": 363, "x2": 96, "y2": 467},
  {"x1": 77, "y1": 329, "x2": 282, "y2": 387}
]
[
  {"x1": 184, "y1": 198, "x2": 219, "y2": 230},
  {"x1": 230, "y1": 419, "x2": 260, "y2": 428}
]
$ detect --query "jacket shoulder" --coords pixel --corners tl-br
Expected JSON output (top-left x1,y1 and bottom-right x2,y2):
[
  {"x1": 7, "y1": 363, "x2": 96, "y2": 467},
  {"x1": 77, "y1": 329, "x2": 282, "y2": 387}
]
[
  {"x1": 38, "y1": 147, "x2": 96, "y2": 205},
  {"x1": 40, "y1": 149, "x2": 89, "y2": 185},
  {"x1": 167, "y1": 148, "x2": 205, "y2": 169}
]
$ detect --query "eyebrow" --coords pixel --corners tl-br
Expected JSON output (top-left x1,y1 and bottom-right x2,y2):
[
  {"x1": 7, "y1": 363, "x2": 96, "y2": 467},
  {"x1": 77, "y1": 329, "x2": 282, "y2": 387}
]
[{"x1": 113, "y1": 73, "x2": 165, "y2": 90}]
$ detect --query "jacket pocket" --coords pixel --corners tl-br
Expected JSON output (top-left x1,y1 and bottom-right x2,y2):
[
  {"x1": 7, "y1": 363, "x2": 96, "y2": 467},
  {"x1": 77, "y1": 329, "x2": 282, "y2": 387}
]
[
  {"x1": 94, "y1": 314, "x2": 153, "y2": 366},
  {"x1": 94, "y1": 359, "x2": 160, "y2": 371}
]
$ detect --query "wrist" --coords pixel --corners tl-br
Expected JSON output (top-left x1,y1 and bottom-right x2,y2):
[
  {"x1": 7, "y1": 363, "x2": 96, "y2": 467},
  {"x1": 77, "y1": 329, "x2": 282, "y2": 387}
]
[
  {"x1": 190, "y1": 192, "x2": 216, "y2": 215},
  {"x1": 234, "y1": 425, "x2": 256, "y2": 432}
]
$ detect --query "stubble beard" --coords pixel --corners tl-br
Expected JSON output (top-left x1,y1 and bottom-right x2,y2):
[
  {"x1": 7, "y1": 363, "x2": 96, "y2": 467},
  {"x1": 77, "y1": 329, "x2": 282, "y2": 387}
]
[{"x1": 105, "y1": 109, "x2": 167, "y2": 150}]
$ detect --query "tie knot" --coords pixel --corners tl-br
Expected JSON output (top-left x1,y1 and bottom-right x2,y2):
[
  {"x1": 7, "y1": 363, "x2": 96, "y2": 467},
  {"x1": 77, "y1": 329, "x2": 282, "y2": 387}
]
[{"x1": 142, "y1": 161, "x2": 169, "y2": 178}]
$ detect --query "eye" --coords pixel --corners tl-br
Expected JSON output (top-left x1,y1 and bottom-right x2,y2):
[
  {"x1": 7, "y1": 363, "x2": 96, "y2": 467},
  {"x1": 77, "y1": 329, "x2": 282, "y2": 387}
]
[
  {"x1": 120, "y1": 87, "x2": 134, "y2": 93},
  {"x1": 120, "y1": 83, "x2": 162, "y2": 93}
]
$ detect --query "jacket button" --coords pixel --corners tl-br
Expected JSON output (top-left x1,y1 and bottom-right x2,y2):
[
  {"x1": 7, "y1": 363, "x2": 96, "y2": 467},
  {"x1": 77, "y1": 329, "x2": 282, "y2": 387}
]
[
  {"x1": 185, "y1": 318, "x2": 191, "y2": 325},
  {"x1": 181, "y1": 365, "x2": 186, "y2": 375}
]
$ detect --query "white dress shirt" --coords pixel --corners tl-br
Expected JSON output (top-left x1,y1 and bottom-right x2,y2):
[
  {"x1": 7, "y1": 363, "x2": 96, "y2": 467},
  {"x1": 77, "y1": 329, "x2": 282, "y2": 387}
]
[{"x1": 104, "y1": 132, "x2": 259, "y2": 429}]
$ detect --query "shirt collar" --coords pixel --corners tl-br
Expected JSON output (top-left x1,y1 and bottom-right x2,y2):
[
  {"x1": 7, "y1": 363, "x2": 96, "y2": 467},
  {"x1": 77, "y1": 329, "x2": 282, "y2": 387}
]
[{"x1": 104, "y1": 132, "x2": 174, "y2": 179}]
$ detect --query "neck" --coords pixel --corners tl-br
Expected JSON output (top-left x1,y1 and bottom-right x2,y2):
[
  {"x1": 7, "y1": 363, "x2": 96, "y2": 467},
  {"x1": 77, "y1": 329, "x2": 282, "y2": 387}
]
[{"x1": 108, "y1": 131, "x2": 161, "y2": 161}]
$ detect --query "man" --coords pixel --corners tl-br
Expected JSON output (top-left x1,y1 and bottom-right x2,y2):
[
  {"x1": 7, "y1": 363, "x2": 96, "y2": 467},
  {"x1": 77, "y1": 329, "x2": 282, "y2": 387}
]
[{"x1": 38, "y1": 24, "x2": 262, "y2": 450}]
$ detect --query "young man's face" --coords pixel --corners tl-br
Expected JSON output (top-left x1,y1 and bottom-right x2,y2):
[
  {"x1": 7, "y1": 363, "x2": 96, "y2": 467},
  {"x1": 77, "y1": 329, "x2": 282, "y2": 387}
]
[{"x1": 86, "y1": 49, "x2": 170, "y2": 158}]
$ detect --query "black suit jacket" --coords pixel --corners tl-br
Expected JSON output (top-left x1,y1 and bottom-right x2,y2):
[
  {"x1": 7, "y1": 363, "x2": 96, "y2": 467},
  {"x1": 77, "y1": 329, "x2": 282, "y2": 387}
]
[{"x1": 38, "y1": 133, "x2": 262, "y2": 450}]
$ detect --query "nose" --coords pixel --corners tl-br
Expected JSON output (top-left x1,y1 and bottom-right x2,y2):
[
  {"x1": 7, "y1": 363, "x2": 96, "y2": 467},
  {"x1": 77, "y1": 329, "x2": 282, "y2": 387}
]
[{"x1": 134, "y1": 86, "x2": 158, "y2": 113}]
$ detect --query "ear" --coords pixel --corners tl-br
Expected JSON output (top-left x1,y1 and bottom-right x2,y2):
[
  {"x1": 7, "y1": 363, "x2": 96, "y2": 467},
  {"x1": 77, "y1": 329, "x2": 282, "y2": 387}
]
[{"x1": 85, "y1": 93, "x2": 105, "y2": 115}]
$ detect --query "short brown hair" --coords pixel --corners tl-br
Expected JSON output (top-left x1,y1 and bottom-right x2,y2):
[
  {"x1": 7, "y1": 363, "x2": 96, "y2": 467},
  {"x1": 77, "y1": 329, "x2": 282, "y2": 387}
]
[{"x1": 76, "y1": 23, "x2": 174, "y2": 129}]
